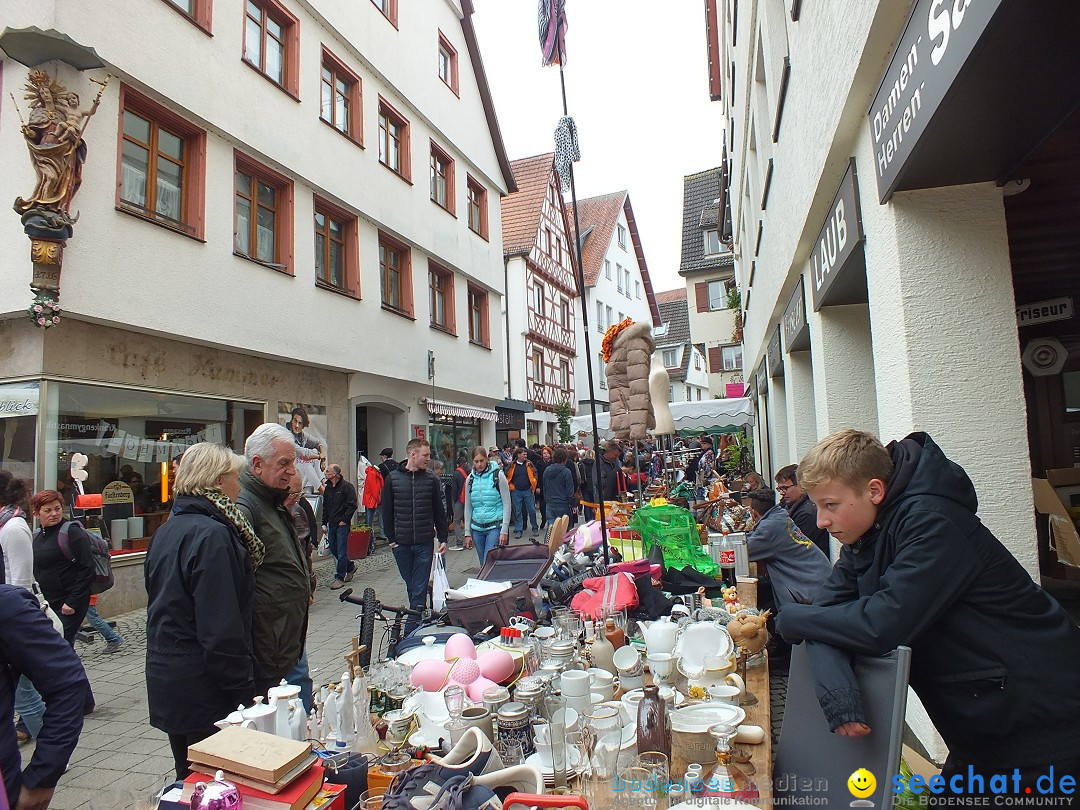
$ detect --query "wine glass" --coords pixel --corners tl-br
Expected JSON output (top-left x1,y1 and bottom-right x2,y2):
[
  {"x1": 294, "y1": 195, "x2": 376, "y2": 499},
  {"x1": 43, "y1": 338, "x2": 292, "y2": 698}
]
[{"x1": 443, "y1": 684, "x2": 467, "y2": 745}]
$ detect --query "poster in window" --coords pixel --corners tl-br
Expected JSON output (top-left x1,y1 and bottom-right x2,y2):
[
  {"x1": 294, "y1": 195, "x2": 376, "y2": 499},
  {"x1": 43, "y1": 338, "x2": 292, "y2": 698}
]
[
  {"x1": 278, "y1": 402, "x2": 329, "y2": 494},
  {"x1": 137, "y1": 439, "x2": 155, "y2": 462},
  {"x1": 122, "y1": 433, "x2": 141, "y2": 461}
]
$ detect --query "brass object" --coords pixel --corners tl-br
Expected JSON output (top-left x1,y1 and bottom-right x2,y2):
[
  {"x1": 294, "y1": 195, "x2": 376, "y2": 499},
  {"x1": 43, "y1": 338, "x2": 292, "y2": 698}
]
[{"x1": 30, "y1": 238, "x2": 60, "y2": 265}]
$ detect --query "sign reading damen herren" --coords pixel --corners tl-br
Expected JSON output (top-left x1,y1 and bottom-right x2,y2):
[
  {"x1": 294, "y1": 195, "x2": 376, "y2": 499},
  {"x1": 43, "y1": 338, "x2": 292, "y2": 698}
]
[{"x1": 870, "y1": 0, "x2": 1005, "y2": 201}]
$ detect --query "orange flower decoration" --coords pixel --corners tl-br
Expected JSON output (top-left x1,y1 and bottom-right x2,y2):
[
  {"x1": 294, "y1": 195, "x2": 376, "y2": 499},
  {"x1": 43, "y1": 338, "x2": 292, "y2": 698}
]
[{"x1": 601, "y1": 318, "x2": 635, "y2": 362}]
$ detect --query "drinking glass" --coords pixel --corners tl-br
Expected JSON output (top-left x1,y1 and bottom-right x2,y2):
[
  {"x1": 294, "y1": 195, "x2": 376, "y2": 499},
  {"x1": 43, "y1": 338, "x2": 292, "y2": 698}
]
[
  {"x1": 358, "y1": 789, "x2": 385, "y2": 809},
  {"x1": 618, "y1": 766, "x2": 662, "y2": 808},
  {"x1": 638, "y1": 750, "x2": 671, "y2": 807},
  {"x1": 583, "y1": 704, "x2": 621, "y2": 738},
  {"x1": 497, "y1": 737, "x2": 525, "y2": 767}
]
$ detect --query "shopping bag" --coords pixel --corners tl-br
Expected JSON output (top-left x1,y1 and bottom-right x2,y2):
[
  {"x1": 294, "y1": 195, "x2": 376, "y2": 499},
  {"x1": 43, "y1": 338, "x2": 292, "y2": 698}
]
[
  {"x1": 317, "y1": 531, "x2": 331, "y2": 557},
  {"x1": 432, "y1": 552, "x2": 449, "y2": 611}
]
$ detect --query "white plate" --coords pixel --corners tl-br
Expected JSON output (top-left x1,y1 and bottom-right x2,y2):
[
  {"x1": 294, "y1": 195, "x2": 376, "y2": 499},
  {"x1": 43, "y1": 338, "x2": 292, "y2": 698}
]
[
  {"x1": 674, "y1": 622, "x2": 734, "y2": 670},
  {"x1": 669, "y1": 700, "x2": 746, "y2": 733}
]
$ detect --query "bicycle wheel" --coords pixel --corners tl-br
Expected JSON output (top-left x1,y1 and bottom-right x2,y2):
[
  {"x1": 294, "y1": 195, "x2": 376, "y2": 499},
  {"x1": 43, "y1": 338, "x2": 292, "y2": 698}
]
[{"x1": 358, "y1": 587, "x2": 377, "y2": 669}]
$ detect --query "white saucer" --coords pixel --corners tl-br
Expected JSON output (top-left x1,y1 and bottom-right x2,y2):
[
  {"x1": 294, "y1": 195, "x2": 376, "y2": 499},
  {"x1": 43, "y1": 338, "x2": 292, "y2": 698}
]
[{"x1": 524, "y1": 749, "x2": 582, "y2": 777}]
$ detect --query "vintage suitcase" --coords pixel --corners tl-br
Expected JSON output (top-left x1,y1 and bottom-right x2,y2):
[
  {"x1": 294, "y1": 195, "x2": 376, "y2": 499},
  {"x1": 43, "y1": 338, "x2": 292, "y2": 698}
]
[{"x1": 445, "y1": 579, "x2": 534, "y2": 635}]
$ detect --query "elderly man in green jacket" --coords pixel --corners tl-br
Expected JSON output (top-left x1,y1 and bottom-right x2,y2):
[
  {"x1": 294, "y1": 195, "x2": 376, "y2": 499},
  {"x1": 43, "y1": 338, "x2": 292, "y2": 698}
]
[{"x1": 237, "y1": 423, "x2": 310, "y2": 695}]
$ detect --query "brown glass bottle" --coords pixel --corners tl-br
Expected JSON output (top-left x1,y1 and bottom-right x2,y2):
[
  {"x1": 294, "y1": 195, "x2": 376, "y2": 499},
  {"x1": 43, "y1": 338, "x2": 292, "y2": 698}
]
[
  {"x1": 604, "y1": 617, "x2": 625, "y2": 649},
  {"x1": 635, "y1": 683, "x2": 671, "y2": 758}
]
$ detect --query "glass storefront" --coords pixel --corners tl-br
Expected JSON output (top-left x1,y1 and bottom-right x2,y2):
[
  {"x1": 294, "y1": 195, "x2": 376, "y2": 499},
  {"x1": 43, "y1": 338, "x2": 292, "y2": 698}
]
[
  {"x1": 429, "y1": 414, "x2": 481, "y2": 471},
  {"x1": 0, "y1": 382, "x2": 39, "y2": 484}
]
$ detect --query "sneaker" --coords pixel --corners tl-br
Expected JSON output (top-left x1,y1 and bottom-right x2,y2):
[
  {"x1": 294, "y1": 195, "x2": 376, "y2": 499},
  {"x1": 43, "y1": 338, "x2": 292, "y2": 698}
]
[
  {"x1": 513, "y1": 532, "x2": 522, "y2": 540},
  {"x1": 105, "y1": 639, "x2": 126, "y2": 653},
  {"x1": 16, "y1": 729, "x2": 31, "y2": 745},
  {"x1": 330, "y1": 579, "x2": 345, "y2": 590}
]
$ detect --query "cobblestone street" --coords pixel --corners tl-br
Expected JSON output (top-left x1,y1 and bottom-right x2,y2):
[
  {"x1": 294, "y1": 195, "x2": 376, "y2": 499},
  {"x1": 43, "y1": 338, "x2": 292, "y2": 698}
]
[{"x1": 40, "y1": 545, "x2": 484, "y2": 809}]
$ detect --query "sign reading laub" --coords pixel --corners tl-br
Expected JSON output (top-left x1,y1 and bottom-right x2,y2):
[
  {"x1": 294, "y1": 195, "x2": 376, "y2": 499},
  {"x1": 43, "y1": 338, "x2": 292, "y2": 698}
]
[
  {"x1": 783, "y1": 278, "x2": 810, "y2": 352},
  {"x1": 870, "y1": 0, "x2": 1005, "y2": 201},
  {"x1": 809, "y1": 159, "x2": 866, "y2": 312}
]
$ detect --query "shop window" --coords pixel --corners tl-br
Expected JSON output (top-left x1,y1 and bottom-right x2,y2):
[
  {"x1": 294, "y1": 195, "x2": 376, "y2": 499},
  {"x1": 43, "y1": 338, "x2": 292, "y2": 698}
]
[
  {"x1": 430, "y1": 141, "x2": 455, "y2": 213},
  {"x1": 118, "y1": 87, "x2": 206, "y2": 238},
  {"x1": 42, "y1": 381, "x2": 261, "y2": 553},
  {"x1": 378, "y1": 231, "x2": 413, "y2": 317},
  {"x1": 378, "y1": 98, "x2": 411, "y2": 180},
  {"x1": 438, "y1": 31, "x2": 459, "y2": 94},
  {"x1": 429, "y1": 262, "x2": 456, "y2": 334},
  {"x1": 372, "y1": 0, "x2": 397, "y2": 27},
  {"x1": 313, "y1": 196, "x2": 359, "y2": 298},
  {"x1": 467, "y1": 284, "x2": 489, "y2": 347},
  {"x1": 161, "y1": 0, "x2": 212, "y2": 32},
  {"x1": 234, "y1": 152, "x2": 294, "y2": 273},
  {"x1": 243, "y1": 0, "x2": 299, "y2": 96},
  {"x1": 467, "y1": 175, "x2": 488, "y2": 238},
  {"x1": 0, "y1": 382, "x2": 39, "y2": 484},
  {"x1": 320, "y1": 48, "x2": 362, "y2": 144}
]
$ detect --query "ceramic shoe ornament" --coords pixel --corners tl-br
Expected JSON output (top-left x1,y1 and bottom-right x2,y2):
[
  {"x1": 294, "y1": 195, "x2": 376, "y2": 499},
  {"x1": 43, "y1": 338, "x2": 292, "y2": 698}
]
[
  {"x1": 409, "y1": 633, "x2": 515, "y2": 701},
  {"x1": 190, "y1": 770, "x2": 242, "y2": 810}
]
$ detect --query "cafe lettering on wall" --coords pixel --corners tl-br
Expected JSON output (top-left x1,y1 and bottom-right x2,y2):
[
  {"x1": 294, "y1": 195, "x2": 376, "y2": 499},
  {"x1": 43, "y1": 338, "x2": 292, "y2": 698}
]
[
  {"x1": 783, "y1": 278, "x2": 810, "y2": 352},
  {"x1": 767, "y1": 326, "x2": 784, "y2": 378},
  {"x1": 809, "y1": 159, "x2": 867, "y2": 312},
  {"x1": 870, "y1": 0, "x2": 1005, "y2": 201}
]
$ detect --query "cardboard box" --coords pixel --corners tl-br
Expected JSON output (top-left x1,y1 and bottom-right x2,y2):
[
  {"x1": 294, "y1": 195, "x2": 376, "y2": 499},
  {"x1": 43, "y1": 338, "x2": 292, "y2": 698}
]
[{"x1": 1032, "y1": 477, "x2": 1080, "y2": 568}]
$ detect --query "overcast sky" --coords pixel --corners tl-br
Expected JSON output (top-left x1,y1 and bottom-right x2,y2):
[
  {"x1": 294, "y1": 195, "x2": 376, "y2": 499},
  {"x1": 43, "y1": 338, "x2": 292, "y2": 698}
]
[{"x1": 471, "y1": 0, "x2": 726, "y2": 295}]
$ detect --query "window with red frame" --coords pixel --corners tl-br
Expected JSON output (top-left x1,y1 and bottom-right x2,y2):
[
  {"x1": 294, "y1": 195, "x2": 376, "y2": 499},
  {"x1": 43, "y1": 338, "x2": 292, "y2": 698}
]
[
  {"x1": 314, "y1": 199, "x2": 359, "y2": 297},
  {"x1": 378, "y1": 99, "x2": 411, "y2": 180},
  {"x1": 467, "y1": 176, "x2": 488, "y2": 238},
  {"x1": 321, "y1": 49, "x2": 362, "y2": 143},
  {"x1": 428, "y1": 263, "x2": 456, "y2": 333},
  {"x1": 372, "y1": 0, "x2": 397, "y2": 26},
  {"x1": 243, "y1": 0, "x2": 298, "y2": 93},
  {"x1": 235, "y1": 155, "x2": 293, "y2": 271},
  {"x1": 379, "y1": 233, "x2": 413, "y2": 316},
  {"x1": 468, "y1": 285, "x2": 489, "y2": 346},
  {"x1": 438, "y1": 31, "x2": 459, "y2": 94},
  {"x1": 430, "y1": 142, "x2": 455, "y2": 213}
]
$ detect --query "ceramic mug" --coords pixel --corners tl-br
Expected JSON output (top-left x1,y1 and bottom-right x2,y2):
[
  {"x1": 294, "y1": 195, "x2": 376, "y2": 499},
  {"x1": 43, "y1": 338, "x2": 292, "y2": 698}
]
[
  {"x1": 560, "y1": 669, "x2": 592, "y2": 697},
  {"x1": 612, "y1": 645, "x2": 643, "y2": 675},
  {"x1": 461, "y1": 706, "x2": 494, "y2": 742},
  {"x1": 707, "y1": 684, "x2": 741, "y2": 705},
  {"x1": 725, "y1": 672, "x2": 746, "y2": 700}
]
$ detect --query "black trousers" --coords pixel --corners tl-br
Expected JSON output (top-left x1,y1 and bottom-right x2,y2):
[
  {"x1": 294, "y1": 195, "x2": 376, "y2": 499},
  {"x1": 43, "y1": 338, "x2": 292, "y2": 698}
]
[{"x1": 168, "y1": 729, "x2": 218, "y2": 781}]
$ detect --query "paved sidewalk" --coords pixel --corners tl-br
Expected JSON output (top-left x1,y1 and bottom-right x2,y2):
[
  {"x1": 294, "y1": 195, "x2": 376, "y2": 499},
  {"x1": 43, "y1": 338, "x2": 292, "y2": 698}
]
[{"x1": 40, "y1": 543, "x2": 489, "y2": 809}]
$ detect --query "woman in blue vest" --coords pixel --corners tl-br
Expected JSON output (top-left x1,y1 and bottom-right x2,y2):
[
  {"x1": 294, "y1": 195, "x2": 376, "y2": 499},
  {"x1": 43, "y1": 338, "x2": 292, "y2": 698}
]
[{"x1": 462, "y1": 446, "x2": 511, "y2": 565}]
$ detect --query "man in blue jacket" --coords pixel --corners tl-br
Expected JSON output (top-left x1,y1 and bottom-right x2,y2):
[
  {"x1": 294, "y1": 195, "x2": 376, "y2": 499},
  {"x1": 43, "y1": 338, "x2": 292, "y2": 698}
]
[{"x1": 0, "y1": 584, "x2": 90, "y2": 808}]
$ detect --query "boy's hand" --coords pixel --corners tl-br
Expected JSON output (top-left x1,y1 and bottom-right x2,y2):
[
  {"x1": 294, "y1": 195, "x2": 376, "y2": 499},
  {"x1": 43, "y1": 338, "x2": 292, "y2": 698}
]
[{"x1": 835, "y1": 721, "x2": 871, "y2": 737}]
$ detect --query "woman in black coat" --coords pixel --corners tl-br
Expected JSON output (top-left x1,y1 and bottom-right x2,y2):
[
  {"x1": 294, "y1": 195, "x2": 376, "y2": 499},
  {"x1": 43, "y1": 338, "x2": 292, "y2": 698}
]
[
  {"x1": 30, "y1": 490, "x2": 94, "y2": 645},
  {"x1": 144, "y1": 443, "x2": 261, "y2": 780}
]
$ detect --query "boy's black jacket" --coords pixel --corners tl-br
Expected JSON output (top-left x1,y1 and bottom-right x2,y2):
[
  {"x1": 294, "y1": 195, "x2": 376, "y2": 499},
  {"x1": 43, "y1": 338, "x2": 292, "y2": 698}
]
[{"x1": 778, "y1": 432, "x2": 1080, "y2": 768}]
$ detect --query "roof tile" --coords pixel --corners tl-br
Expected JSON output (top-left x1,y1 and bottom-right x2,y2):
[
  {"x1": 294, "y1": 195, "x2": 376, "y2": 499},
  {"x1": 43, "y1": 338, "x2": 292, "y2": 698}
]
[
  {"x1": 501, "y1": 153, "x2": 556, "y2": 256},
  {"x1": 575, "y1": 191, "x2": 627, "y2": 287}
]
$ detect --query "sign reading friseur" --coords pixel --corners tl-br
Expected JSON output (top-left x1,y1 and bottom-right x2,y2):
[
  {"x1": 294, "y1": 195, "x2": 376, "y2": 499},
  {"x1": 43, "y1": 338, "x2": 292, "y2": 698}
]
[
  {"x1": 809, "y1": 159, "x2": 866, "y2": 311},
  {"x1": 870, "y1": 0, "x2": 1005, "y2": 201}
]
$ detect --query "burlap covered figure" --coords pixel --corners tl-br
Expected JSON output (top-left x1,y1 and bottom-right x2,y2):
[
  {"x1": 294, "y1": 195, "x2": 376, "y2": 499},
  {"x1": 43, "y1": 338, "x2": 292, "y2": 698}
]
[{"x1": 603, "y1": 320, "x2": 656, "y2": 440}]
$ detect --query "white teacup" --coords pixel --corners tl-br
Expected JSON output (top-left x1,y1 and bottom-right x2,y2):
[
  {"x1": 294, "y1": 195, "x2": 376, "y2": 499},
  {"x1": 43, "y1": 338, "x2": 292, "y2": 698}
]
[
  {"x1": 725, "y1": 672, "x2": 746, "y2": 698},
  {"x1": 619, "y1": 672, "x2": 645, "y2": 692},
  {"x1": 647, "y1": 652, "x2": 675, "y2": 685},
  {"x1": 560, "y1": 670, "x2": 592, "y2": 697},
  {"x1": 587, "y1": 668, "x2": 615, "y2": 690},
  {"x1": 613, "y1": 645, "x2": 643, "y2": 674},
  {"x1": 708, "y1": 684, "x2": 742, "y2": 705}
]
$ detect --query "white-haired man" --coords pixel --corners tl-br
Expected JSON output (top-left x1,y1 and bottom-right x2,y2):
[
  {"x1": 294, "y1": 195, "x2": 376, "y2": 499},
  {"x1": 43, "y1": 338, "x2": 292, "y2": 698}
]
[{"x1": 237, "y1": 423, "x2": 310, "y2": 694}]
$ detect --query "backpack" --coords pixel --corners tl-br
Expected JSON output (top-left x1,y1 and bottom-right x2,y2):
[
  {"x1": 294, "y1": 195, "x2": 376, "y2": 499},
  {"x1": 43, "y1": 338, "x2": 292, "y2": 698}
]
[
  {"x1": 456, "y1": 466, "x2": 469, "y2": 504},
  {"x1": 53, "y1": 520, "x2": 114, "y2": 595}
]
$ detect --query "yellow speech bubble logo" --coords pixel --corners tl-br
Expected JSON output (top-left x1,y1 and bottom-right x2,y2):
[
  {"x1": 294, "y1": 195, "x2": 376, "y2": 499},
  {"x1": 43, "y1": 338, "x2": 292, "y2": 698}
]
[{"x1": 848, "y1": 768, "x2": 876, "y2": 798}]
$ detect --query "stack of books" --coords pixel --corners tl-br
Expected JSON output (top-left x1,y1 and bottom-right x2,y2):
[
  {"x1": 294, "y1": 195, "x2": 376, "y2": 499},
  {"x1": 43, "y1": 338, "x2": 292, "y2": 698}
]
[{"x1": 180, "y1": 726, "x2": 323, "y2": 810}]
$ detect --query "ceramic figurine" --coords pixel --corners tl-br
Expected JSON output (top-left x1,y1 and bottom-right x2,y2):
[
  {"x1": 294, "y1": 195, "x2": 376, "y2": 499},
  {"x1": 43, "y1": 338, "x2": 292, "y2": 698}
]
[
  {"x1": 288, "y1": 698, "x2": 307, "y2": 741},
  {"x1": 352, "y1": 669, "x2": 379, "y2": 753},
  {"x1": 324, "y1": 684, "x2": 342, "y2": 744},
  {"x1": 340, "y1": 671, "x2": 355, "y2": 744}
]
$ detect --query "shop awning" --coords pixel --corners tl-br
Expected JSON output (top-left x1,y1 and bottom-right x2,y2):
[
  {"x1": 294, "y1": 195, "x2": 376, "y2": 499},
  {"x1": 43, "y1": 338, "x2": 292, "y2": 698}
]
[
  {"x1": 423, "y1": 398, "x2": 499, "y2": 421},
  {"x1": 568, "y1": 398, "x2": 755, "y2": 438}
]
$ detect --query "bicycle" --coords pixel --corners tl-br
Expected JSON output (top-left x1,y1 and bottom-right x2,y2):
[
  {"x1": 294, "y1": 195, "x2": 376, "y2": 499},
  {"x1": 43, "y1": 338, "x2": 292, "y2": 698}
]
[{"x1": 339, "y1": 587, "x2": 455, "y2": 668}]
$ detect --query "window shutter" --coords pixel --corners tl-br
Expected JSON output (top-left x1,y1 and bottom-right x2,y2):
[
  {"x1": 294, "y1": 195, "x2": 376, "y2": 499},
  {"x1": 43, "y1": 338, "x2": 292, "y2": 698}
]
[
  {"x1": 708, "y1": 346, "x2": 722, "y2": 372},
  {"x1": 695, "y1": 282, "x2": 710, "y2": 312}
]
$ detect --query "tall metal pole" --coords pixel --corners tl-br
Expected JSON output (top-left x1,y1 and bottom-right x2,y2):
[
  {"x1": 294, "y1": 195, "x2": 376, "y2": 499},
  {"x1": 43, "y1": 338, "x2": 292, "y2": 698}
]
[{"x1": 558, "y1": 62, "x2": 611, "y2": 567}]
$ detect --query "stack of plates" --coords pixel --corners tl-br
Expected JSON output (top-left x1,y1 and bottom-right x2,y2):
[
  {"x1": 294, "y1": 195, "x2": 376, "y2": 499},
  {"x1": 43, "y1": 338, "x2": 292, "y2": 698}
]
[{"x1": 524, "y1": 749, "x2": 583, "y2": 785}]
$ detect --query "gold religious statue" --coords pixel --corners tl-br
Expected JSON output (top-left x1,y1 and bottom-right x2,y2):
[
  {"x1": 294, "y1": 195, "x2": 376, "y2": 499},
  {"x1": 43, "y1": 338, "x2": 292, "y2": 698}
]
[{"x1": 12, "y1": 70, "x2": 107, "y2": 232}]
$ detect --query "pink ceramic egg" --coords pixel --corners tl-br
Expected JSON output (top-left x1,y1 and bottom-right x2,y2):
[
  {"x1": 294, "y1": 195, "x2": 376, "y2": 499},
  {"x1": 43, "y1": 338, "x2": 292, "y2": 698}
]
[
  {"x1": 444, "y1": 633, "x2": 477, "y2": 661},
  {"x1": 477, "y1": 647, "x2": 516, "y2": 683},
  {"x1": 411, "y1": 658, "x2": 453, "y2": 691}
]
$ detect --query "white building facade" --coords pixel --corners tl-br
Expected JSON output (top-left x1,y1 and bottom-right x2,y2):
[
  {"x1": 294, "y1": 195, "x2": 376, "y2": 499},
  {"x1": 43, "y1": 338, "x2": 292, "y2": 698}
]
[
  {"x1": 655, "y1": 289, "x2": 711, "y2": 404},
  {"x1": 0, "y1": 0, "x2": 514, "y2": 569},
  {"x1": 500, "y1": 154, "x2": 578, "y2": 446},
  {"x1": 572, "y1": 192, "x2": 660, "y2": 417},
  {"x1": 711, "y1": 0, "x2": 1080, "y2": 763}
]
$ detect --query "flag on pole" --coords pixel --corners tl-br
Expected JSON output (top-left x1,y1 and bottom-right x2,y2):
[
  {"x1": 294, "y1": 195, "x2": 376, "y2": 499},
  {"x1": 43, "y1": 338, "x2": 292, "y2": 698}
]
[{"x1": 538, "y1": 0, "x2": 568, "y2": 66}]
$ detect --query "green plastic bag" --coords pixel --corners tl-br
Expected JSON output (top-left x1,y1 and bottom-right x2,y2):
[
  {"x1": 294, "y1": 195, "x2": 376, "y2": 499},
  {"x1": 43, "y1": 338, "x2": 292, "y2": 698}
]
[{"x1": 629, "y1": 504, "x2": 719, "y2": 577}]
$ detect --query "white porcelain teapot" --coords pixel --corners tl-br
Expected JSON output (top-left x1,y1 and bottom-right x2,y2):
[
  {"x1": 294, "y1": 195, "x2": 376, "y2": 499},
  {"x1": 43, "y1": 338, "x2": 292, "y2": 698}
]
[{"x1": 643, "y1": 615, "x2": 678, "y2": 655}]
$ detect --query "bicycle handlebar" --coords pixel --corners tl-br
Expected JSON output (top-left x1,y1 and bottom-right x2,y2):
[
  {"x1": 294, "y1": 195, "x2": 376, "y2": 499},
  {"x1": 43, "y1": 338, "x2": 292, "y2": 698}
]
[{"x1": 338, "y1": 588, "x2": 426, "y2": 618}]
